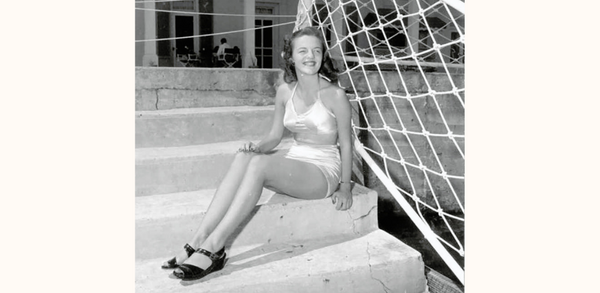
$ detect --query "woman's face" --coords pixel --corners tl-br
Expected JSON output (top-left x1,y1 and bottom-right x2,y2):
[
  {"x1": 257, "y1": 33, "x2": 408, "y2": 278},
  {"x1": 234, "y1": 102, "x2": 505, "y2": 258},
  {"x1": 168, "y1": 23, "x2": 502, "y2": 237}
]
[{"x1": 291, "y1": 35, "x2": 323, "y2": 77}]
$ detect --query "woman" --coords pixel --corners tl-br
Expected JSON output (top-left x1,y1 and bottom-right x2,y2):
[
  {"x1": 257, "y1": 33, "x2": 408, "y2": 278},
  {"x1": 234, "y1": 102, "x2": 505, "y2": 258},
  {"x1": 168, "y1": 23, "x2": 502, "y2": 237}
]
[{"x1": 163, "y1": 27, "x2": 354, "y2": 281}]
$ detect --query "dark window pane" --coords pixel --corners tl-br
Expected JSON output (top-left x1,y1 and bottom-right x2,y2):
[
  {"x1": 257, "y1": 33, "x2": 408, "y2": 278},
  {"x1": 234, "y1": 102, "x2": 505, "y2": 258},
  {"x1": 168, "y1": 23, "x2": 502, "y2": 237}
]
[
  {"x1": 175, "y1": 16, "x2": 194, "y2": 53},
  {"x1": 255, "y1": 48, "x2": 262, "y2": 56},
  {"x1": 264, "y1": 57, "x2": 272, "y2": 68},
  {"x1": 264, "y1": 49, "x2": 272, "y2": 56},
  {"x1": 264, "y1": 27, "x2": 273, "y2": 47},
  {"x1": 255, "y1": 27, "x2": 262, "y2": 47}
]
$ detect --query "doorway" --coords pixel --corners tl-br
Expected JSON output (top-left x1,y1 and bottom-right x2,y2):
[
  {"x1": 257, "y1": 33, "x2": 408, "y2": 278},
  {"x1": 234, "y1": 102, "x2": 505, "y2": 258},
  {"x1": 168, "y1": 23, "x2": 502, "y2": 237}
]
[
  {"x1": 255, "y1": 18, "x2": 273, "y2": 68},
  {"x1": 255, "y1": 4, "x2": 279, "y2": 68},
  {"x1": 175, "y1": 15, "x2": 194, "y2": 55}
]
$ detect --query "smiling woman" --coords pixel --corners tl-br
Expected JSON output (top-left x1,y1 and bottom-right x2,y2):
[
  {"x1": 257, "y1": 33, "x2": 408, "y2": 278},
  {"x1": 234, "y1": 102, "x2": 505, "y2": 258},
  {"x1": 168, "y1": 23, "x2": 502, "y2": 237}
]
[
  {"x1": 281, "y1": 27, "x2": 338, "y2": 84},
  {"x1": 163, "y1": 26, "x2": 355, "y2": 283},
  {"x1": 291, "y1": 35, "x2": 323, "y2": 76}
]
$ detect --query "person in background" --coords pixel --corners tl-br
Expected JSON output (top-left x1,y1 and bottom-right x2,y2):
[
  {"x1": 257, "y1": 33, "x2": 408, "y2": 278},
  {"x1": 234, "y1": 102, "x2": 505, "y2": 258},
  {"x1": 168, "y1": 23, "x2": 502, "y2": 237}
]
[{"x1": 216, "y1": 38, "x2": 231, "y2": 58}]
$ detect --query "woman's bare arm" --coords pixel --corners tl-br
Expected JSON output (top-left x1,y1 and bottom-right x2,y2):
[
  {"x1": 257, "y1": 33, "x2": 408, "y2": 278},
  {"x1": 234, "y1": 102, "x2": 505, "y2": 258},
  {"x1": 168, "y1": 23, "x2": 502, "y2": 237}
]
[
  {"x1": 327, "y1": 86, "x2": 353, "y2": 210},
  {"x1": 252, "y1": 84, "x2": 291, "y2": 153}
]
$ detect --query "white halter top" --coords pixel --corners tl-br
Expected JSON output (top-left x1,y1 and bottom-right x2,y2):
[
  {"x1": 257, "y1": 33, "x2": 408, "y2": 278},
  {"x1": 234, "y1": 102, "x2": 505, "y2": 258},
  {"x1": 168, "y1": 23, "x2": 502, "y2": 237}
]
[{"x1": 283, "y1": 83, "x2": 338, "y2": 145}]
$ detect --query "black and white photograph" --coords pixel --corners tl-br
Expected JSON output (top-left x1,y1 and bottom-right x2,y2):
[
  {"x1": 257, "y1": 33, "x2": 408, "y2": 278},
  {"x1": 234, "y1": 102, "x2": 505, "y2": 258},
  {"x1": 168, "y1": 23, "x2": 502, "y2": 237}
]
[
  {"x1": 135, "y1": 0, "x2": 464, "y2": 292},
  {"x1": 3, "y1": 1, "x2": 600, "y2": 293}
]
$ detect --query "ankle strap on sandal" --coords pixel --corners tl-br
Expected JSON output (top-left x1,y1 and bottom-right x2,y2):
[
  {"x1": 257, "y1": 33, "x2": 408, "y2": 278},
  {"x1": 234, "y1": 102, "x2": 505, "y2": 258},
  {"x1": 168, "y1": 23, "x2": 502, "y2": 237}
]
[
  {"x1": 196, "y1": 248, "x2": 223, "y2": 262},
  {"x1": 184, "y1": 244, "x2": 195, "y2": 257}
]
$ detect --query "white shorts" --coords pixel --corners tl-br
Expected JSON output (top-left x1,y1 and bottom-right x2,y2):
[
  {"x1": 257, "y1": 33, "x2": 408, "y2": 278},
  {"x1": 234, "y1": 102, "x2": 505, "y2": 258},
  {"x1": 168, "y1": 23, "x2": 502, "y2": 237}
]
[{"x1": 284, "y1": 142, "x2": 341, "y2": 197}]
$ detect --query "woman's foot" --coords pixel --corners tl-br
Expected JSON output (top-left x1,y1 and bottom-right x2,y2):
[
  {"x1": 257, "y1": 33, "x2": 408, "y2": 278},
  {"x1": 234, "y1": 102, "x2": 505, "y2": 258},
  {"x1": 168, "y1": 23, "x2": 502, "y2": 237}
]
[
  {"x1": 173, "y1": 247, "x2": 226, "y2": 281},
  {"x1": 161, "y1": 244, "x2": 196, "y2": 269}
]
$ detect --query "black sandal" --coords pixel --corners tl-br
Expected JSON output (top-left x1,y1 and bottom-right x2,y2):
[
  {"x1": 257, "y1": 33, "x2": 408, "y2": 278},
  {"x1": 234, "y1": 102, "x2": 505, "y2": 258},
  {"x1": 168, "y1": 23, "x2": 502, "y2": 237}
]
[
  {"x1": 161, "y1": 243, "x2": 196, "y2": 269},
  {"x1": 173, "y1": 247, "x2": 226, "y2": 281}
]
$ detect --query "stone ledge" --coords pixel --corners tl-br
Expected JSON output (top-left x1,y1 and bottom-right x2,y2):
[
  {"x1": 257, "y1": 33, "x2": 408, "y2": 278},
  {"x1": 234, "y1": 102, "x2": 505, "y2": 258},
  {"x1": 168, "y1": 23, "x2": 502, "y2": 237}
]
[
  {"x1": 135, "y1": 139, "x2": 294, "y2": 196},
  {"x1": 135, "y1": 106, "x2": 277, "y2": 148},
  {"x1": 136, "y1": 89, "x2": 276, "y2": 111},
  {"x1": 135, "y1": 67, "x2": 283, "y2": 94},
  {"x1": 136, "y1": 184, "x2": 378, "y2": 260}
]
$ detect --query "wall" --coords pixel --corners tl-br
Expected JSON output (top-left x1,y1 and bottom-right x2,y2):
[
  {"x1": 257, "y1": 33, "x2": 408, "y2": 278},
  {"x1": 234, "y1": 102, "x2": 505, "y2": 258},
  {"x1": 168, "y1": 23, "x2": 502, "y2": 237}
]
[
  {"x1": 135, "y1": 67, "x2": 283, "y2": 111},
  {"x1": 339, "y1": 69, "x2": 465, "y2": 213}
]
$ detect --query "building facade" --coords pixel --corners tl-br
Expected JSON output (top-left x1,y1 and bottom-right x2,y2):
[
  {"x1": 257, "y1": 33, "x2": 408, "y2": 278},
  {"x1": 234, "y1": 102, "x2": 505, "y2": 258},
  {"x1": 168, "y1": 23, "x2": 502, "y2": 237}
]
[
  {"x1": 135, "y1": 0, "x2": 464, "y2": 69},
  {"x1": 135, "y1": 0, "x2": 299, "y2": 68}
]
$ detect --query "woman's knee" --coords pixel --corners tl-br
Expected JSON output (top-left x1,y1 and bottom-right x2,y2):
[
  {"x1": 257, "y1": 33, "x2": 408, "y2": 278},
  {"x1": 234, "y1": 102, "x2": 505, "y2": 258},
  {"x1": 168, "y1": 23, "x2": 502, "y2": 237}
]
[
  {"x1": 246, "y1": 154, "x2": 270, "y2": 176},
  {"x1": 233, "y1": 151, "x2": 257, "y2": 163}
]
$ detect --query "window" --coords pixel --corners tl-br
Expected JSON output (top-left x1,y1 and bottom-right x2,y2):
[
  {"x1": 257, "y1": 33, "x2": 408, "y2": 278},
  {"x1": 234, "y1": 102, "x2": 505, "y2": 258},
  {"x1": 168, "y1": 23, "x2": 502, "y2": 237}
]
[{"x1": 255, "y1": 7, "x2": 274, "y2": 68}]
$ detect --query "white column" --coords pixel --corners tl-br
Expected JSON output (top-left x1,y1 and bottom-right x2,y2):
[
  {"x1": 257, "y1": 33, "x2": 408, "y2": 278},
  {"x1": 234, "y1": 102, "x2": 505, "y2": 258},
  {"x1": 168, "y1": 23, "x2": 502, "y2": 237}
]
[
  {"x1": 194, "y1": 1, "x2": 200, "y2": 55},
  {"x1": 243, "y1": 0, "x2": 256, "y2": 68},
  {"x1": 142, "y1": 1, "x2": 159, "y2": 66},
  {"x1": 406, "y1": 0, "x2": 420, "y2": 56},
  {"x1": 329, "y1": 0, "x2": 346, "y2": 70}
]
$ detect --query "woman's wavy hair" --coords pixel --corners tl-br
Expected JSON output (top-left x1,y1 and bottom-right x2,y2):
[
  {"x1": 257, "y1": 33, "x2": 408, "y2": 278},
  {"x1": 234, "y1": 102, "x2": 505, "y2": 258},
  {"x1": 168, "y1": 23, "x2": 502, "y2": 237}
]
[{"x1": 281, "y1": 27, "x2": 338, "y2": 84}]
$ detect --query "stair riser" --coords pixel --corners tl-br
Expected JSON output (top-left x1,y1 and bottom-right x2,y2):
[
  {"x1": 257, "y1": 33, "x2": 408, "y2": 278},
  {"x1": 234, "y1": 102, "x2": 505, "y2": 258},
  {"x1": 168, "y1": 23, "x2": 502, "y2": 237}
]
[
  {"x1": 199, "y1": 261, "x2": 426, "y2": 293},
  {"x1": 136, "y1": 153, "x2": 234, "y2": 196},
  {"x1": 136, "y1": 67, "x2": 282, "y2": 93},
  {"x1": 135, "y1": 109, "x2": 274, "y2": 148},
  {"x1": 136, "y1": 190, "x2": 378, "y2": 260},
  {"x1": 136, "y1": 90, "x2": 275, "y2": 111},
  {"x1": 135, "y1": 67, "x2": 282, "y2": 111}
]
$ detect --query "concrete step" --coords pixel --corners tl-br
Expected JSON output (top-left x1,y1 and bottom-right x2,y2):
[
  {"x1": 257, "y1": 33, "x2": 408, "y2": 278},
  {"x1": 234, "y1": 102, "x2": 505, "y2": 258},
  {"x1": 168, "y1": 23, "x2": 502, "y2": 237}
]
[
  {"x1": 136, "y1": 184, "x2": 378, "y2": 260},
  {"x1": 135, "y1": 106, "x2": 283, "y2": 148},
  {"x1": 135, "y1": 67, "x2": 281, "y2": 94},
  {"x1": 135, "y1": 230, "x2": 428, "y2": 293},
  {"x1": 135, "y1": 139, "x2": 294, "y2": 196},
  {"x1": 135, "y1": 67, "x2": 282, "y2": 111},
  {"x1": 136, "y1": 89, "x2": 276, "y2": 111}
]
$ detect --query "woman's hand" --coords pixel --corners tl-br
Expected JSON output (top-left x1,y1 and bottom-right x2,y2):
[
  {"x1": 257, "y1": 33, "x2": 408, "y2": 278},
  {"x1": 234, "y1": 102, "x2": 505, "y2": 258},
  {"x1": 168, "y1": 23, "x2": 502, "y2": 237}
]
[
  {"x1": 238, "y1": 141, "x2": 260, "y2": 153},
  {"x1": 331, "y1": 183, "x2": 353, "y2": 211}
]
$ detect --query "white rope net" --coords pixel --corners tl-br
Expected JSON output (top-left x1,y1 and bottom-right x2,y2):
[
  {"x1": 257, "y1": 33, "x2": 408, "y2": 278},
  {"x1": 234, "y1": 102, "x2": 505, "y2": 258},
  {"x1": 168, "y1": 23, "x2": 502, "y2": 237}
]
[{"x1": 303, "y1": 0, "x2": 465, "y2": 283}]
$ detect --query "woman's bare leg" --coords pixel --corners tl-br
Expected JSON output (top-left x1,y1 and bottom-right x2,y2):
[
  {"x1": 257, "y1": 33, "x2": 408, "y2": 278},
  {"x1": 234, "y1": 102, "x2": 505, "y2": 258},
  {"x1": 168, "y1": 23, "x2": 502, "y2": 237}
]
[
  {"x1": 171, "y1": 151, "x2": 258, "y2": 264},
  {"x1": 180, "y1": 153, "x2": 328, "y2": 269}
]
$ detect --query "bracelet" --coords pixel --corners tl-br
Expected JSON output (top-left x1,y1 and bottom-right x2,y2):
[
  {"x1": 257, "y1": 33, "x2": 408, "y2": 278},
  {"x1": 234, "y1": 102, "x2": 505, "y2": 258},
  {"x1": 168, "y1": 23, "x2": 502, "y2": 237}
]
[{"x1": 339, "y1": 180, "x2": 351, "y2": 184}]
